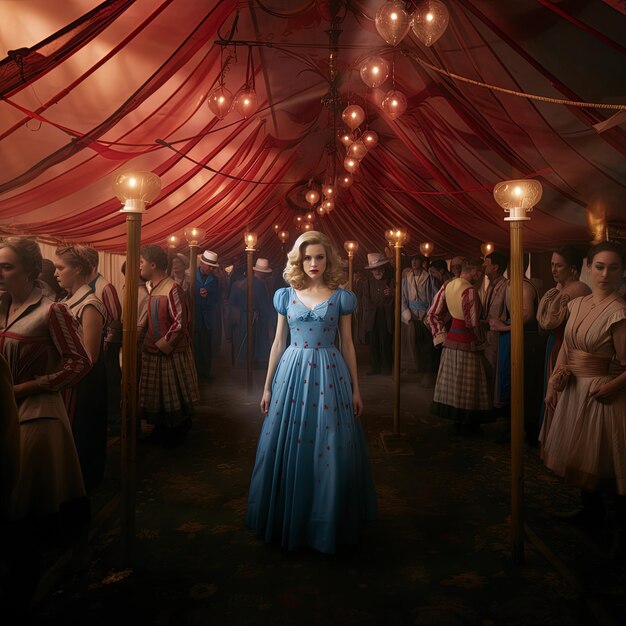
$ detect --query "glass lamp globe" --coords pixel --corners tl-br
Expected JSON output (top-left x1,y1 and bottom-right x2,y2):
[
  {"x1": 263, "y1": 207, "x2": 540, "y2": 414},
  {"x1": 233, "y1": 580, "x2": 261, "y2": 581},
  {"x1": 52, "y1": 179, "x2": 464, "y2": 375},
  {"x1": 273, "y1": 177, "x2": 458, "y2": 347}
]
[
  {"x1": 207, "y1": 86, "x2": 233, "y2": 119},
  {"x1": 338, "y1": 172, "x2": 354, "y2": 188},
  {"x1": 419, "y1": 242, "x2": 434, "y2": 257},
  {"x1": 323, "y1": 183, "x2": 336, "y2": 199},
  {"x1": 381, "y1": 89, "x2": 407, "y2": 120},
  {"x1": 375, "y1": 1, "x2": 411, "y2": 46},
  {"x1": 244, "y1": 231, "x2": 258, "y2": 249},
  {"x1": 113, "y1": 171, "x2": 162, "y2": 213},
  {"x1": 347, "y1": 139, "x2": 368, "y2": 161},
  {"x1": 493, "y1": 179, "x2": 543, "y2": 221},
  {"x1": 343, "y1": 240, "x2": 359, "y2": 255},
  {"x1": 481, "y1": 242, "x2": 494, "y2": 257},
  {"x1": 306, "y1": 189, "x2": 320, "y2": 205},
  {"x1": 338, "y1": 128, "x2": 354, "y2": 147},
  {"x1": 341, "y1": 104, "x2": 365, "y2": 131},
  {"x1": 184, "y1": 227, "x2": 204, "y2": 246},
  {"x1": 361, "y1": 130, "x2": 379, "y2": 149},
  {"x1": 411, "y1": 0, "x2": 450, "y2": 47},
  {"x1": 359, "y1": 56, "x2": 389, "y2": 88},
  {"x1": 343, "y1": 157, "x2": 360, "y2": 174},
  {"x1": 234, "y1": 88, "x2": 258, "y2": 119}
]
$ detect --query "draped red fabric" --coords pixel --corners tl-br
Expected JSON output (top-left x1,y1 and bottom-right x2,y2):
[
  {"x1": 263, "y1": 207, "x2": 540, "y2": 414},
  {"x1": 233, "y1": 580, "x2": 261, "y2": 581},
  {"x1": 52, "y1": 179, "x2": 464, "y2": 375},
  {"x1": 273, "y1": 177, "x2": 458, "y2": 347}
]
[
  {"x1": 0, "y1": 0, "x2": 624, "y2": 259},
  {"x1": 0, "y1": 0, "x2": 136, "y2": 97}
]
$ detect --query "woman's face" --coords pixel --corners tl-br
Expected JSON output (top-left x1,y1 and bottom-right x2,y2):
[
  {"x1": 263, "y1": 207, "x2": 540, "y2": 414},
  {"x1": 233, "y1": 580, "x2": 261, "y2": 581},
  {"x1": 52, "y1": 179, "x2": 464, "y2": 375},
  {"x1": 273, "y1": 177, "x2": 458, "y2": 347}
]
[
  {"x1": 551, "y1": 252, "x2": 575, "y2": 285},
  {"x1": 302, "y1": 243, "x2": 327, "y2": 282},
  {"x1": 171, "y1": 257, "x2": 184, "y2": 274},
  {"x1": 54, "y1": 256, "x2": 82, "y2": 291},
  {"x1": 0, "y1": 246, "x2": 28, "y2": 295},
  {"x1": 588, "y1": 251, "x2": 624, "y2": 294}
]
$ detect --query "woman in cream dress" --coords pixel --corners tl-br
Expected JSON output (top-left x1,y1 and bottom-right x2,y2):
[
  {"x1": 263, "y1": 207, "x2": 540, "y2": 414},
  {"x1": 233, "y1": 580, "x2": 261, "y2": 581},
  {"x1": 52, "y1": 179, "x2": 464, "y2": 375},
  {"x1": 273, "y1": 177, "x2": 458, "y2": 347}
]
[
  {"x1": 542, "y1": 242, "x2": 626, "y2": 560},
  {"x1": 536, "y1": 244, "x2": 590, "y2": 443}
]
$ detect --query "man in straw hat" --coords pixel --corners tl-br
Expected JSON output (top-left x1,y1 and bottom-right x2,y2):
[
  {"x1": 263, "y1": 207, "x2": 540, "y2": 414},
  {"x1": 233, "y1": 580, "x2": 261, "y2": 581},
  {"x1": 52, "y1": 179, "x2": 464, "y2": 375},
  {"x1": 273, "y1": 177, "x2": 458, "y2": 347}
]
[
  {"x1": 195, "y1": 250, "x2": 221, "y2": 380},
  {"x1": 361, "y1": 252, "x2": 394, "y2": 375}
]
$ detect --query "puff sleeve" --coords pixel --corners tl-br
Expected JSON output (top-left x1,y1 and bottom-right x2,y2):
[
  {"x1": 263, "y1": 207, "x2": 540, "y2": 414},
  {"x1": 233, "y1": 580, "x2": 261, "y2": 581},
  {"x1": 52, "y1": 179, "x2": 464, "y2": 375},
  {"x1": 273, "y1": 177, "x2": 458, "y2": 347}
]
[
  {"x1": 338, "y1": 289, "x2": 357, "y2": 315},
  {"x1": 273, "y1": 287, "x2": 290, "y2": 316},
  {"x1": 537, "y1": 287, "x2": 569, "y2": 331}
]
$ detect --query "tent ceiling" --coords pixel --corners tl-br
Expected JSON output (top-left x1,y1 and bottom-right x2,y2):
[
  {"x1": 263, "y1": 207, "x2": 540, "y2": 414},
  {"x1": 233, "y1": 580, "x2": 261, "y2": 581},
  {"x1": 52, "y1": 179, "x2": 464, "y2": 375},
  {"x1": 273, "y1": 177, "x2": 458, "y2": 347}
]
[{"x1": 0, "y1": 0, "x2": 625, "y2": 264}]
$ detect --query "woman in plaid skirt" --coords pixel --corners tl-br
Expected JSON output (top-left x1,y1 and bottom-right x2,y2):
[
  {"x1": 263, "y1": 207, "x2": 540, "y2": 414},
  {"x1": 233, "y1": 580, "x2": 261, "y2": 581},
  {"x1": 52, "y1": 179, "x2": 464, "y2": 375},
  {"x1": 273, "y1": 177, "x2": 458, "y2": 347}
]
[
  {"x1": 426, "y1": 257, "x2": 495, "y2": 433},
  {"x1": 139, "y1": 244, "x2": 199, "y2": 447}
]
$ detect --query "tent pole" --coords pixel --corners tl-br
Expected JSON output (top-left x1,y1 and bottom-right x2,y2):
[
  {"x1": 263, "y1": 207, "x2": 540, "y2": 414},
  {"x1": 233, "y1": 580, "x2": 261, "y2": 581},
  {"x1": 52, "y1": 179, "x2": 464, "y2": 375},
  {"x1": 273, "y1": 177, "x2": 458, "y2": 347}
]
[
  {"x1": 393, "y1": 241, "x2": 402, "y2": 435},
  {"x1": 120, "y1": 212, "x2": 141, "y2": 566},
  {"x1": 246, "y1": 248, "x2": 254, "y2": 392},
  {"x1": 509, "y1": 220, "x2": 525, "y2": 564}
]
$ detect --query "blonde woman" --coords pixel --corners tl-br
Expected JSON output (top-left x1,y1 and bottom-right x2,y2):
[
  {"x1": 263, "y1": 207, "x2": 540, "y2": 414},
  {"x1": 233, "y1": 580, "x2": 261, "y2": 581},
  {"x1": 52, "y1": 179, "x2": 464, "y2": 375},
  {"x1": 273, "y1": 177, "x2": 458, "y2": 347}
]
[
  {"x1": 246, "y1": 231, "x2": 376, "y2": 554},
  {"x1": 55, "y1": 245, "x2": 108, "y2": 493}
]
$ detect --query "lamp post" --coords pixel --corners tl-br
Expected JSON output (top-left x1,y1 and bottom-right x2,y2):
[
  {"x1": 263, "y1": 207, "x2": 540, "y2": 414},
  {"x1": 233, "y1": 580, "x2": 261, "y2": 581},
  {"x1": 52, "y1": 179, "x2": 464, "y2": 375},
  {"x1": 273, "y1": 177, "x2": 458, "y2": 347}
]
[
  {"x1": 245, "y1": 230, "x2": 257, "y2": 392},
  {"x1": 343, "y1": 240, "x2": 359, "y2": 291},
  {"x1": 493, "y1": 178, "x2": 543, "y2": 565},
  {"x1": 166, "y1": 234, "x2": 180, "y2": 275},
  {"x1": 385, "y1": 228, "x2": 407, "y2": 439},
  {"x1": 184, "y1": 227, "x2": 203, "y2": 349},
  {"x1": 112, "y1": 170, "x2": 161, "y2": 565},
  {"x1": 277, "y1": 230, "x2": 289, "y2": 251}
]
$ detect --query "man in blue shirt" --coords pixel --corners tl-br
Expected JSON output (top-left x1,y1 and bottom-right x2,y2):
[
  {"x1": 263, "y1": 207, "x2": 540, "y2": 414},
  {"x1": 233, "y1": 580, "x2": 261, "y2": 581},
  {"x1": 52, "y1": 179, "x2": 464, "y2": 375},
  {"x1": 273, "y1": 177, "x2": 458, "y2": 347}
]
[{"x1": 195, "y1": 250, "x2": 221, "y2": 380}]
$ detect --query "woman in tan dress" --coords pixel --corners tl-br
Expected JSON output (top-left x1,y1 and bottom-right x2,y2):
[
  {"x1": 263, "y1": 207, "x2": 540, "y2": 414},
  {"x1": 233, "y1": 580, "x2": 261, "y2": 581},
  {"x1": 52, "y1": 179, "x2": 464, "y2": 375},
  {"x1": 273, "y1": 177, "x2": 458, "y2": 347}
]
[
  {"x1": 541, "y1": 241, "x2": 626, "y2": 561},
  {"x1": 537, "y1": 245, "x2": 590, "y2": 444},
  {"x1": 55, "y1": 244, "x2": 108, "y2": 493}
]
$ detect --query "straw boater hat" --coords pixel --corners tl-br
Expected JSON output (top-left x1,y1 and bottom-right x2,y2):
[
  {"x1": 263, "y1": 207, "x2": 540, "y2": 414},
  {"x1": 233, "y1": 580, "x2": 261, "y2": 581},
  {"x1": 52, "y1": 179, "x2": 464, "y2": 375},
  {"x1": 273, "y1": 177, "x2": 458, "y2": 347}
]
[
  {"x1": 252, "y1": 258, "x2": 272, "y2": 273},
  {"x1": 364, "y1": 252, "x2": 389, "y2": 269},
  {"x1": 175, "y1": 253, "x2": 189, "y2": 268},
  {"x1": 199, "y1": 250, "x2": 219, "y2": 267}
]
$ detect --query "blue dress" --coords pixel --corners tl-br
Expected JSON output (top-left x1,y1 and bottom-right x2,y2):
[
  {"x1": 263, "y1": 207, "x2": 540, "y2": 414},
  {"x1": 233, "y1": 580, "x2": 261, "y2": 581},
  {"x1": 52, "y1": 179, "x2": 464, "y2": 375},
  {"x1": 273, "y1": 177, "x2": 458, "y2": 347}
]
[{"x1": 246, "y1": 287, "x2": 377, "y2": 554}]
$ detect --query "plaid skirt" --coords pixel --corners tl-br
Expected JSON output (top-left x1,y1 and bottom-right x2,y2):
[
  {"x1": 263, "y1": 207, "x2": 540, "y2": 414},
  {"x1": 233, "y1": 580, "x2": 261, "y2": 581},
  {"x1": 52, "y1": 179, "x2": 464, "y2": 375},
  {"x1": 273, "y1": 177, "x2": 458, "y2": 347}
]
[
  {"x1": 433, "y1": 347, "x2": 491, "y2": 413},
  {"x1": 140, "y1": 347, "x2": 199, "y2": 425}
]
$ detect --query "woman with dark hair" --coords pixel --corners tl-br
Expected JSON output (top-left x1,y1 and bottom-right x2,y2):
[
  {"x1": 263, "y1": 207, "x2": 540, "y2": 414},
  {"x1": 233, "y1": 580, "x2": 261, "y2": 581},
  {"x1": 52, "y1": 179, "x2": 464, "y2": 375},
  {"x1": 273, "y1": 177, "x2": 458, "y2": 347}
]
[
  {"x1": 537, "y1": 244, "x2": 590, "y2": 444},
  {"x1": 139, "y1": 244, "x2": 199, "y2": 447},
  {"x1": 246, "y1": 231, "x2": 376, "y2": 554},
  {"x1": 38, "y1": 258, "x2": 66, "y2": 301},
  {"x1": 541, "y1": 241, "x2": 626, "y2": 561},
  {"x1": 55, "y1": 244, "x2": 108, "y2": 492},
  {"x1": 0, "y1": 237, "x2": 90, "y2": 524}
]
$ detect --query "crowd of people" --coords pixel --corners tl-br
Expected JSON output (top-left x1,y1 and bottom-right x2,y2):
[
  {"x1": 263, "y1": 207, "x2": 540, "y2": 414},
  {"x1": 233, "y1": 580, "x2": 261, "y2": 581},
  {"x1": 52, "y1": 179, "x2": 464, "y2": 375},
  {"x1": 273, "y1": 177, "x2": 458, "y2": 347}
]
[{"x1": 1, "y1": 232, "x2": 625, "y2": 600}]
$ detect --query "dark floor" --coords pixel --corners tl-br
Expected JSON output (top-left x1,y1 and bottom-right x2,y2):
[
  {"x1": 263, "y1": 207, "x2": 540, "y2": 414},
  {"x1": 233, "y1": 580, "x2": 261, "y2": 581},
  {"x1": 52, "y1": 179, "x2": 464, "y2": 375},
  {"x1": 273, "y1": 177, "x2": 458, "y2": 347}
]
[{"x1": 5, "y1": 346, "x2": 626, "y2": 626}]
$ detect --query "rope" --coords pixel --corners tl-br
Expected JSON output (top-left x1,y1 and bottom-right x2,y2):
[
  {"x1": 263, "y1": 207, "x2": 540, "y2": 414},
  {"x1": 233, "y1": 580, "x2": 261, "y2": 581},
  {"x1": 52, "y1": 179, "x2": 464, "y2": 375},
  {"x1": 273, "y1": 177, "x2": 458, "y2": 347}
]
[{"x1": 405, "y1": 51, "x2": 626, "y2": 111}]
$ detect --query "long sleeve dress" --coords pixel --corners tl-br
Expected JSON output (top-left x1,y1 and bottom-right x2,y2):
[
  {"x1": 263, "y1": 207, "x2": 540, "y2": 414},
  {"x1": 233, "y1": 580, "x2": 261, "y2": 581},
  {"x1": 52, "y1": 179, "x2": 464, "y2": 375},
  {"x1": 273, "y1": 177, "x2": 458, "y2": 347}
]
[
  {"x1": 0, "y1": 287, "x2": 91, "y2": 522},
  {"x1": 426, "y1": 278, "x2": 493, "y2": 426},
  {"x1": 139, "y1": 276, "x2": 199, "y2": 428},
  {"x1": 541, "y1": 294, "x2": 626, "y2": 494},
  {"x1": 246, "y1": 288, "x2": 377, "y2": 554}
]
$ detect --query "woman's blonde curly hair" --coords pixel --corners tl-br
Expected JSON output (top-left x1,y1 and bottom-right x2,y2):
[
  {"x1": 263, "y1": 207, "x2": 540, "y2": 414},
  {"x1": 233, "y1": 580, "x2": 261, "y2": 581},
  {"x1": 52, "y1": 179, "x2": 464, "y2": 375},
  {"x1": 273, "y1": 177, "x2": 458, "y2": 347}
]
[
  {"x1": 283, "y1": 231, "x2": 344, "y2": 291},
  {"x1": 55, "y1": 244, "x2": 95, "y2": 277}
]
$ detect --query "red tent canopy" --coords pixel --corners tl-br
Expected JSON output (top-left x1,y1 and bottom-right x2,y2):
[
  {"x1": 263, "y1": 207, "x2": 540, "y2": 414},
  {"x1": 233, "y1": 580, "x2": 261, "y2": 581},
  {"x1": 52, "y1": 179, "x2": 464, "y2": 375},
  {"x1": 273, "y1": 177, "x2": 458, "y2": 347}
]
[{"x1": 1, "y1": 0, "x2": 625, "y2": 266}]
